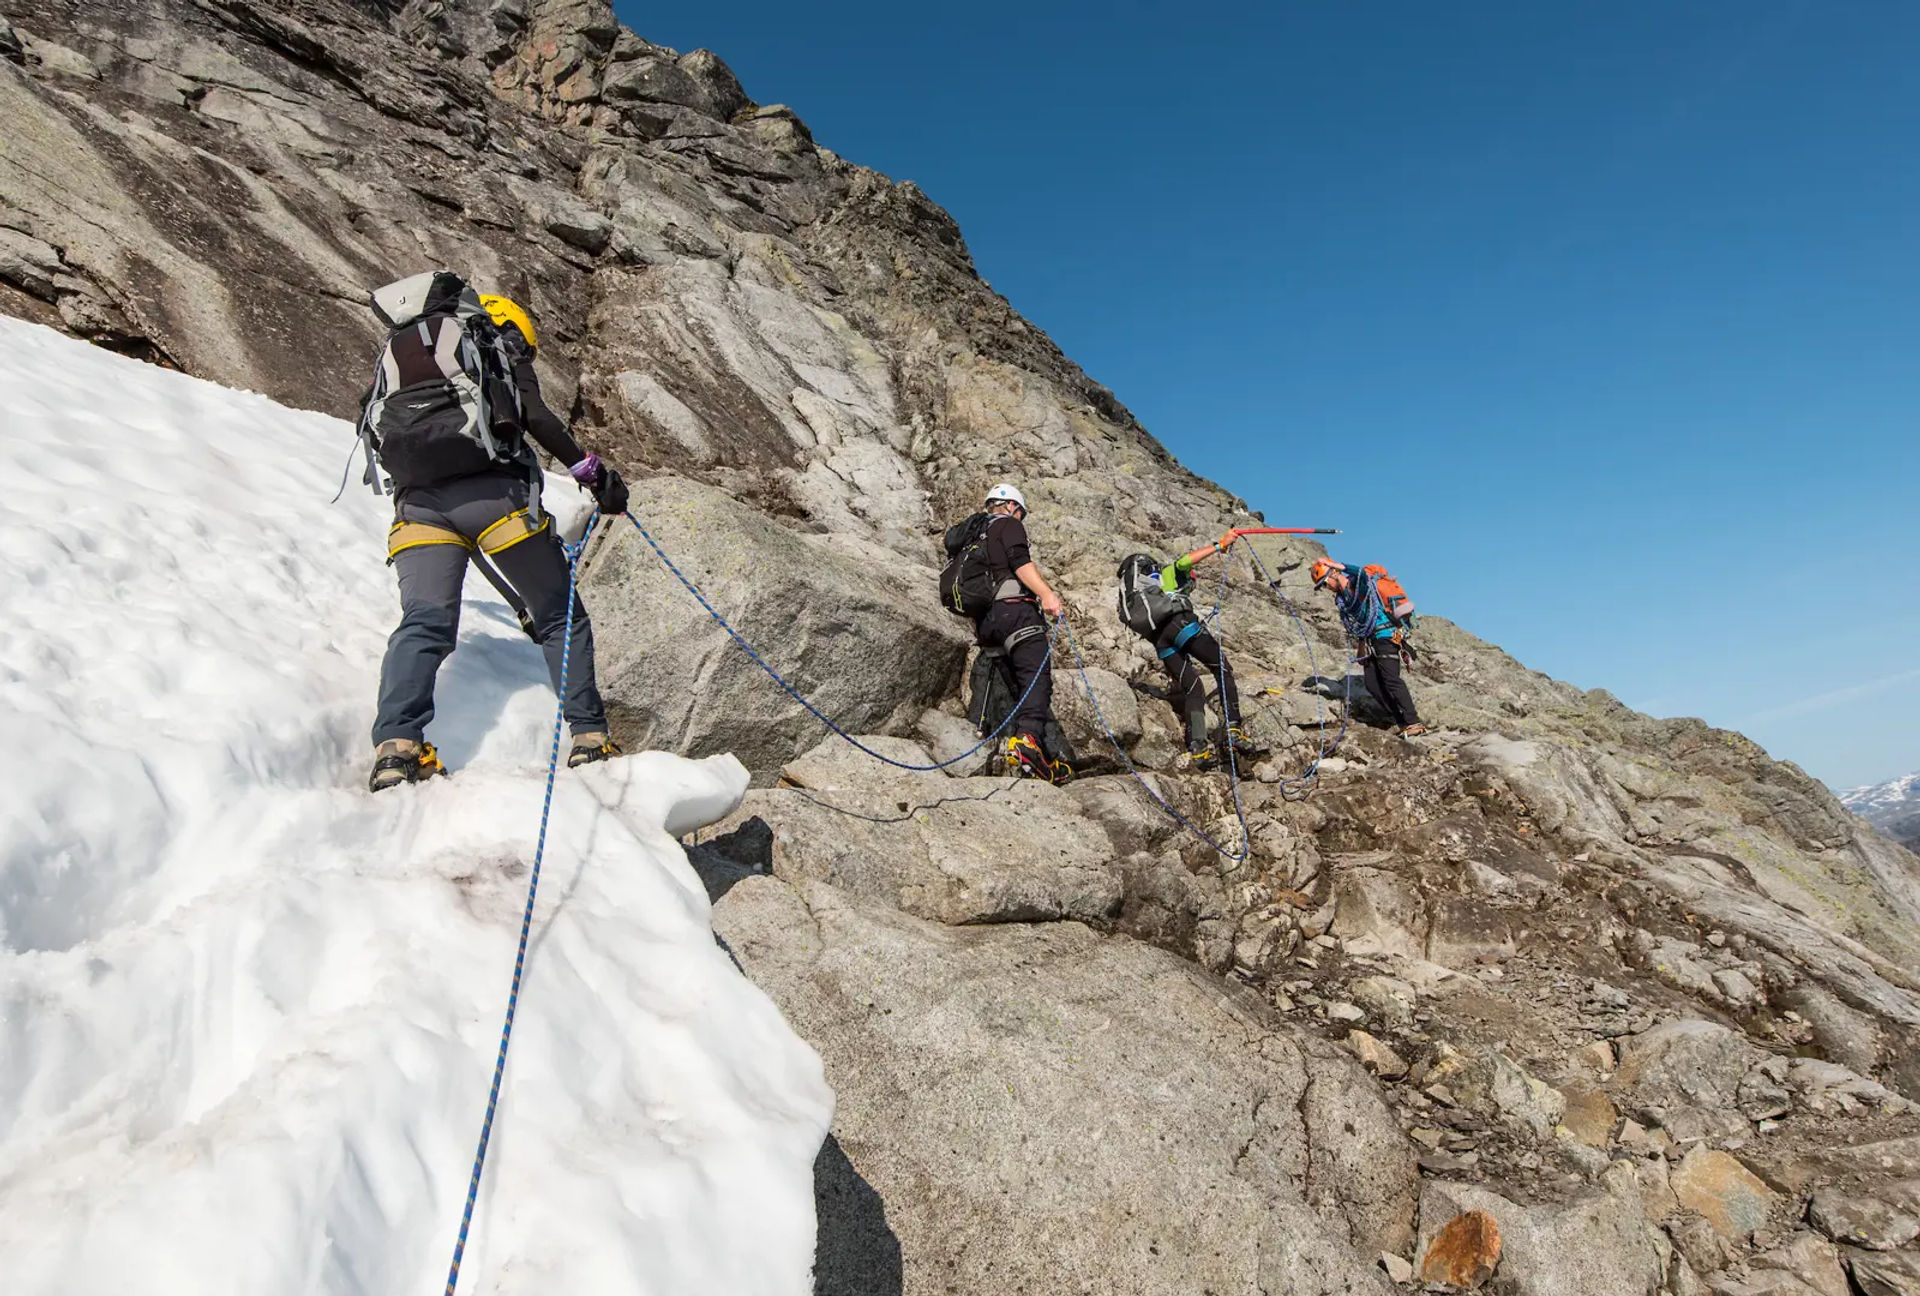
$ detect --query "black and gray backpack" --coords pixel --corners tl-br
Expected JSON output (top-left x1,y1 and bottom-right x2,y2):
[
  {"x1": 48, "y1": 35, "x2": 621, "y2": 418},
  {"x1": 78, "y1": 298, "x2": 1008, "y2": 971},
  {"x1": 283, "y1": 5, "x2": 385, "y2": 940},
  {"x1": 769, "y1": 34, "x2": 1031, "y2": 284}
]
[
  {"x1": 357, "y1": 270, "x2": 524, "y2": 491},
  {"x1": 1116, "y1": 552, "x2": 1192, "y2": 638},
  {"x1": 939, "y1": 512, "x2": 1006, "y2": 618}
]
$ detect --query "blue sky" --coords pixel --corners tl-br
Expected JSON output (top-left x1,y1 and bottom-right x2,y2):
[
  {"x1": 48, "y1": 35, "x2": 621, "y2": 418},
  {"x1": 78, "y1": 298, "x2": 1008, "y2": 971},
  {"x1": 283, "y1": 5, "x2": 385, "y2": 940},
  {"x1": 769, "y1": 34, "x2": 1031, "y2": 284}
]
[{"x1": 621, "y1": 1, "x2": 1919, "y2": 790}]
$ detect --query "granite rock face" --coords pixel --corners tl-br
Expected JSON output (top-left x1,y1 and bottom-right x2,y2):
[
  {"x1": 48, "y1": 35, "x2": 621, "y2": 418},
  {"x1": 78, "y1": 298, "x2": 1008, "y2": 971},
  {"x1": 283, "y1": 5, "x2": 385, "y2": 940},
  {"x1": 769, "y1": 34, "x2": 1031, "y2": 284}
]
[{"x1": 714, "y1": 874, "x2": 1410, "y2": 1296}]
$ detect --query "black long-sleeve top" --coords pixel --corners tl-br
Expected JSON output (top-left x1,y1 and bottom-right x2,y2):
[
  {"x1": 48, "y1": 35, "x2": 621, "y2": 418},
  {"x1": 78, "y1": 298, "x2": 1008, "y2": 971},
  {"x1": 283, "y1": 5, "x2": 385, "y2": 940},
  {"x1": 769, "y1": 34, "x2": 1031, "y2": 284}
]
[{"x1": 500, "y1": 331, "x2": 585, "y2": 469}]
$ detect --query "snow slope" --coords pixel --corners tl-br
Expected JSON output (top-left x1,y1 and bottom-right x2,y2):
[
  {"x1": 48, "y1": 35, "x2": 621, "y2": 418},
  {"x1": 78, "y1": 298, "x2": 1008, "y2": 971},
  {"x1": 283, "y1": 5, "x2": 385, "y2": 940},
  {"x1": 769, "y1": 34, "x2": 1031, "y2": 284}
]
[{"x1": 0, "y1": 317, "x2": 832, "y2": 1294}]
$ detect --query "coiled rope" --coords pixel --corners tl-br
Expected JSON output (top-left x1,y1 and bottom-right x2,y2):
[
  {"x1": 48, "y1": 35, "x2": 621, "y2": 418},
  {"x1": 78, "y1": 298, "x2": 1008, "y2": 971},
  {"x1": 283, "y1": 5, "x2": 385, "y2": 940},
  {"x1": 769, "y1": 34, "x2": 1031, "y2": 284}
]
[{"x1": 442, "y1": 517, "x2": 593, "y2": 1296}]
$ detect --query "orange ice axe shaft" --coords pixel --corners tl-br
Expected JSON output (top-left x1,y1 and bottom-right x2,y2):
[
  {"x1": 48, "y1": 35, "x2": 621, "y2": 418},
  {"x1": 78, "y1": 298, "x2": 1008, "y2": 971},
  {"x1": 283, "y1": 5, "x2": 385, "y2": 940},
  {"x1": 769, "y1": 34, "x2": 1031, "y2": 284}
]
[{"x1": 1182, "y1": 527, "x2": 1340, "y2": 565}]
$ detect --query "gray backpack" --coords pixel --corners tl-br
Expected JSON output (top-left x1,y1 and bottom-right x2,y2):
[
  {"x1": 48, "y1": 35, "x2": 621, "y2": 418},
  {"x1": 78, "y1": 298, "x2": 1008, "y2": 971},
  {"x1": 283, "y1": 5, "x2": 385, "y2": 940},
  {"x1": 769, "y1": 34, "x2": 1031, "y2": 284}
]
[
  {"x1": 357, "y1": 271, "x2": 523, "y2": 490},
  {"x1": 1116, "y1": 553, "x2": 1192, "y2": 638}
]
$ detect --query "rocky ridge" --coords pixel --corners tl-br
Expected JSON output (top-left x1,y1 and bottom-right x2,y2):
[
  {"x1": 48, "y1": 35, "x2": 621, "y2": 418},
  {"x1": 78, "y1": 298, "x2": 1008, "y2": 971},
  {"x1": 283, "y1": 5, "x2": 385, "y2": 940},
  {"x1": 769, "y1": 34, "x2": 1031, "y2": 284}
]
[{"x1": 5, "y1": 1, "x2": 1920, "y2": 1292}]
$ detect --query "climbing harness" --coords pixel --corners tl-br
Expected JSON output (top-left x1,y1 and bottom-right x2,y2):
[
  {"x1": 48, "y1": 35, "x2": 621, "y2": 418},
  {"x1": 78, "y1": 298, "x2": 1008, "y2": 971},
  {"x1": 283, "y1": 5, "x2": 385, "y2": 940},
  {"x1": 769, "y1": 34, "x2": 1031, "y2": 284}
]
[
  {"x1": 620, "y1": 511, "x2": 1060, "y2": 772},
  {"x1": 442, "y1": 517, "x2": 594, "y2": 1296},
  {"x1": 1061, "y1": 552, "x2": 1253, "y2": 861}
]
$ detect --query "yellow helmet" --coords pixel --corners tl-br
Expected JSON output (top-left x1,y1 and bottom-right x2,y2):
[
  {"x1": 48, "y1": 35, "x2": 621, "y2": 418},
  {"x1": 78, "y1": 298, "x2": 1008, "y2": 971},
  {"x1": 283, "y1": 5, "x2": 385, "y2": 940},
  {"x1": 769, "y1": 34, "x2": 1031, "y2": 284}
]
[{"x1": 479, "y1": 293, "x2": 537, "y2": 350}]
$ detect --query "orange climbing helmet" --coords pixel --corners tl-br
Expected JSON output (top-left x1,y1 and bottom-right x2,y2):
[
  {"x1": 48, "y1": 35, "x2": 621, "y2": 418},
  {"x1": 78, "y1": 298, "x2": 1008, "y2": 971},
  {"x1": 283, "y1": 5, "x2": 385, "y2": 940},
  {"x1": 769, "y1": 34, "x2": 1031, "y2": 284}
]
[{"x1": 1310, "y1": 557, "x2": 1343, "y2": 589}]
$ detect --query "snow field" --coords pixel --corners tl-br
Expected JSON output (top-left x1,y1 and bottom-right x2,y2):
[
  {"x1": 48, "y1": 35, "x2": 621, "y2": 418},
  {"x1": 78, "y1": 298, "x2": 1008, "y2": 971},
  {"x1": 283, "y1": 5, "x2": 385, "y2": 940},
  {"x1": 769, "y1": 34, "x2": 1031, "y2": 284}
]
[{"x1": 0, "y1": 317, "x2": 832, "y2": 1294}]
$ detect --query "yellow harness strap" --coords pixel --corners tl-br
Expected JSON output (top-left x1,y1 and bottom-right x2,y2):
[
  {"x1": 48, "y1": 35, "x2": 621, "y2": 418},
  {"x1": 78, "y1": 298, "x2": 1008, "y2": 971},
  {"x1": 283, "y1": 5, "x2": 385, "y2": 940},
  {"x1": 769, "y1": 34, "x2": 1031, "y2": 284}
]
[
  {"x1": 388, "y1": 520, "x2": 471, "y2": 560},
  {"x1": 475, "y1": 508, "x2": 549, "y2": 556}
]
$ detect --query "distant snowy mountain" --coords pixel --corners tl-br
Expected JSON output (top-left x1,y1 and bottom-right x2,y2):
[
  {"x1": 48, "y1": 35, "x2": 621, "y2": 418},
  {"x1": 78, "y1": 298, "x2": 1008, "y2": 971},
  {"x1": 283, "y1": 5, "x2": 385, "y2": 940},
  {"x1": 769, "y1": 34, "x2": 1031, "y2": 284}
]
[
  {"x1": 0, "y1": 318, "x2": 831, "y2": 1295},
  {"x1": 1842, "y1": 771, "x2": 1920, "y2": 851}
]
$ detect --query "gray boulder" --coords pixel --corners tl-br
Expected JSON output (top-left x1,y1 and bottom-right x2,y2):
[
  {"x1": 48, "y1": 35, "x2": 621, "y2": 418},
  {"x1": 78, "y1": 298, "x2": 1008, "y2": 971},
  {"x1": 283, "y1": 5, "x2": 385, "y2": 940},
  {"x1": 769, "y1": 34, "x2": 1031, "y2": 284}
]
[
  {"x1": 1610, "y1": 1019, "x2": 1769, "y2": 1128},
  {"x1": 600, "y1": 44, "x2": 751, "y2": 120},
  {"x1": 1747, "y1": 1233, "x2": 1852, "y2": 1296},
  {"x1": 706, "y1": 735, "x2": 1124, "y2": 925},
  {"x1": 912, "y1": 706, "x2": 993, "y2": 777},
  {"x1": 583, "y1": 477, "x2": 970, "y2": 778},
  {"x1": 1848, "y1": 1247, "x2": 1920, "y2": 1296},
  {"x1": 1807, "y1": 1186, "x2": 1920, "y2": 1251},
  {"x1": 1414, "y1": 1179, "x2": 1665, "y2": 1296},
  {"x1": 1052, "y1": 659, "x2": 1143, "y2": 761},
  {"x1": 1424, "y1": 1046, "x2": 1566, "y2": 1138},
  {"x1": 715, "y1": 874, "x2": 1414, "y2": 1295}
]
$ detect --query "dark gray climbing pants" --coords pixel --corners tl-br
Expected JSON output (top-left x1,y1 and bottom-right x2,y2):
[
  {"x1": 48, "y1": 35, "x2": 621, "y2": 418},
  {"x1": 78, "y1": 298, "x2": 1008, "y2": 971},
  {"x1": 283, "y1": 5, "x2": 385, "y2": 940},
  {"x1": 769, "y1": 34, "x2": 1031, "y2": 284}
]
[
  {"x1": 1155, "y1": 617, "x2": 1241, "y2": 748},
  {"x1": 371, "y1": 470, "x2": 607, "y2": 745},
  {"x1": 1360, "y1": 637, "x2": 1420, "y2": 730},
  {"x1": 977, "y1": 598, "x2": 1053, "y2": 741}
]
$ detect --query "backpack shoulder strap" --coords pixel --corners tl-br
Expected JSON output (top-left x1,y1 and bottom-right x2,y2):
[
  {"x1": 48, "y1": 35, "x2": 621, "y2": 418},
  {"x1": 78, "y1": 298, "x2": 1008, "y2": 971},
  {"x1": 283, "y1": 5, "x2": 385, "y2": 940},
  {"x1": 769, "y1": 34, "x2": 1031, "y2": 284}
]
[
  {"x1": 374, "y1": 336, "x2": 401, "y2": 399},
  {"x1": 430, "y1": 315, "x2": 467, "y2": 382},
  {"x1": 486, "y1": 326, "x2": 526, "y2": 426},
  {"x1": 357, "y1": 349, "x2": 392, "y2": 497}
]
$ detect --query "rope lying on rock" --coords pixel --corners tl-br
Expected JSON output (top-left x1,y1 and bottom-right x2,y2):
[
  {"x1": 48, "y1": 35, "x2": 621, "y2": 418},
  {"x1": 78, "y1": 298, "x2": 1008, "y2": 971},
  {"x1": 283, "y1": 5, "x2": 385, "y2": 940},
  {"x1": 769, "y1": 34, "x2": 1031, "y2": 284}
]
[{"x1": 620, "y1": 511, "x2": 1059, "y2": 772}]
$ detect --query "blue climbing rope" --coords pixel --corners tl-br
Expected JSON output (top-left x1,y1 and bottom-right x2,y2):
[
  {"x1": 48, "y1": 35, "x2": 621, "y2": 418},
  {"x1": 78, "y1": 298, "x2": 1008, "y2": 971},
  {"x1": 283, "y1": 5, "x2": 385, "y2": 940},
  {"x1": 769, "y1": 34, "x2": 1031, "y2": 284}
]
[
  {"x1": 442, "y1": 515, "x2": 595, "y2": 1296},
  {"x1": 610, "y1": 508, "x2": 1360, "y2": 860},
  {"x1": 1331, "y1": 563, "x2": 1389, "y2": 643},
  {"x1": 1238, "y1": 538, "x2": 1353, "y2": 801},
  {"x1": 619, "y1": 510, "x2": 1057, "y2": 771},
  {"x1": 1059, "y1": 553, "x2": 1254, "y2": 862}
]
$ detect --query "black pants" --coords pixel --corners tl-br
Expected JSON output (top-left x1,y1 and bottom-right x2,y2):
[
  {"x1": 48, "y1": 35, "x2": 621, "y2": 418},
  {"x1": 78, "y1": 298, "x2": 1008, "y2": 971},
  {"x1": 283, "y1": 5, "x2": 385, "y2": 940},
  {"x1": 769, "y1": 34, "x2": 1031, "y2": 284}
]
[
  {"x1": 1155, "y1": 618, "x2": 1240, "y2": 747},
  {"x1": 1361, "y1": 639, "x2": 1420, "y2": 729},
  {"x1": 373, "y1": 471, "x2": 606, "y2": 744},
  {"x1": 978, "y1": 599, "x2": 1053, "y2": 740}
]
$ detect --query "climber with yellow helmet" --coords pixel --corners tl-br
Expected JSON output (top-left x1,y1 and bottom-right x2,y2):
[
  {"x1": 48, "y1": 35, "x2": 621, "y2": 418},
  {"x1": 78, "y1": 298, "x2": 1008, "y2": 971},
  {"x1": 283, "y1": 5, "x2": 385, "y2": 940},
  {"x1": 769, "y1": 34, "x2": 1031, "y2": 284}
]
[
  {"x1": 479, "y1": 294, "x2": 538, "y2": 349},
  {"x1": 357, "y1": 271, "x2": 631, "y2": 791}
]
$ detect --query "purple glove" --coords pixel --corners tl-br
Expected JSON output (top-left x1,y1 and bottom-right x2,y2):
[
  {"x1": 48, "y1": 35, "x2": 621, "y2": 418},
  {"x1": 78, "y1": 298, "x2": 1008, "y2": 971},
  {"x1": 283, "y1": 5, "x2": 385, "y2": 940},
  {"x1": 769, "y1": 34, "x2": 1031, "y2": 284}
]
[
  {"x1": 569, "y1": 453, "x2": 604, "y2": 487},
  {"x1": 570, "y1": 453, "x2": 627, "y2": 515}
]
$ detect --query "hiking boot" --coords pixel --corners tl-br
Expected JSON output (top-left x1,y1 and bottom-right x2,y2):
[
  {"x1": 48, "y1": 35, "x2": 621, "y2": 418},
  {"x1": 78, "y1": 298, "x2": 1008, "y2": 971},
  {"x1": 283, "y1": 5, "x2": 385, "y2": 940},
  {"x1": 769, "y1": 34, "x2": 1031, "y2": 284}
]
[
  {"x1": 1186, "y1": 739, "x2": 1218, "y2": 772},
  {"x1": 567, "y1": 732, "x2": 622, "y2": 769},
  {"x1": 368, "y1": 738, "x2": 447, "y2": 792},
  {"x1": 1227, "y1": 726, "x2": 1262, "y2": 758},
  {"x1": 1006, "y1": 733, "x2": 1056, "y2": 782},
  {"x1": 1400, "y1": 723, "x2": 1430, "y2": 738},
  {"x1": 1047, "y1": 757, "x2": 1074, "y2": 786}
]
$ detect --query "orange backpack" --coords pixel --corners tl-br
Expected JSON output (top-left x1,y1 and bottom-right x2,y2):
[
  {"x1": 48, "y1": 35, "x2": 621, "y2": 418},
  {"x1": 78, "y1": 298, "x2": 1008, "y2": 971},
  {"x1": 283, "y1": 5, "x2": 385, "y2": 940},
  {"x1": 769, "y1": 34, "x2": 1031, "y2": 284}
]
[{"x1": 1362, "y1": 564, "x2": 1413, "y2": 625}]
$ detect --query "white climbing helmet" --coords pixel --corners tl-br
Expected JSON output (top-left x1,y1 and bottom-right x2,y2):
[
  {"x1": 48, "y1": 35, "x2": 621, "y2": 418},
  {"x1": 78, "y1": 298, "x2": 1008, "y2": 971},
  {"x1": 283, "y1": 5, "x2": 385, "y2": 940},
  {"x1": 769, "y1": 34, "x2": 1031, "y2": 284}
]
[{"x1": 983, "y1": 482, "x2": 1027, "y2": 512}]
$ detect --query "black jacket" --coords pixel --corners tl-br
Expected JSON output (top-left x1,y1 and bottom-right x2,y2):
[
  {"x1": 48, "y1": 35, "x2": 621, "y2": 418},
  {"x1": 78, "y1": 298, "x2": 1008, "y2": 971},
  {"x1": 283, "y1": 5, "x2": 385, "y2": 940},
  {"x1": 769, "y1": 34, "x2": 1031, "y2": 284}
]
[
  {"x1": 499, "y1": 328, "x2": 585, "y2": 469},
  {"x1": 984, "y1": 515, "x2": 1034, "y2": 588}
]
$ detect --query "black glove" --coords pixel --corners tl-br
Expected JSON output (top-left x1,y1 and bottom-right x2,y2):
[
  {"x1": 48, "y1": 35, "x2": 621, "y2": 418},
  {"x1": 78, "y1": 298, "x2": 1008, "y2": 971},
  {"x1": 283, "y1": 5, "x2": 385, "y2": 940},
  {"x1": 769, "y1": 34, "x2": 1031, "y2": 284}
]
[{"x1": 592, "y1": 465, "x2": 628, "y2": 516}]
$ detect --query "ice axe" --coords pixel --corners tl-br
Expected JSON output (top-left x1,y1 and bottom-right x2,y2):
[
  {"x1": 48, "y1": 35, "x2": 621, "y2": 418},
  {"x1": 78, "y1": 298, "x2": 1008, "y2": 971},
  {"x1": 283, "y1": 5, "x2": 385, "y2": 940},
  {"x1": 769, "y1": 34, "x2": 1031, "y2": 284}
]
[{"x1": 1180, "y1": 527, "x2": 1340, "y2": 566}]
